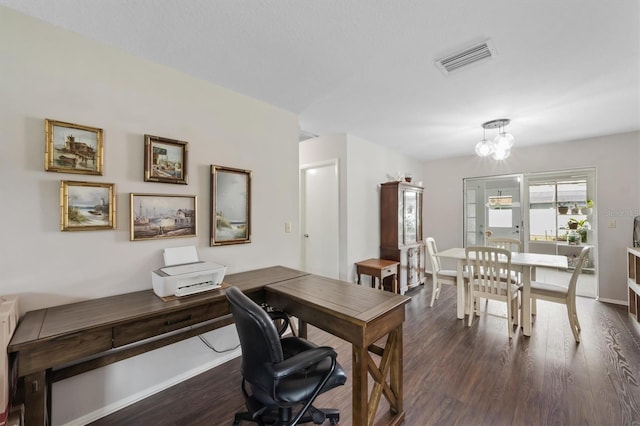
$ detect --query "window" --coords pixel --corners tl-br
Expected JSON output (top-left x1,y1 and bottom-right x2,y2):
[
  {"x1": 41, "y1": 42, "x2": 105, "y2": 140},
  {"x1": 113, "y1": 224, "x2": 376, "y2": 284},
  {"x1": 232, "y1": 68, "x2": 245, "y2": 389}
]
[
  {"x1": 488, "y1": 195, "x2": 513, "y2": 228},
  {"x1": 528, "y1": 180, "x2": 587, "y2": 241},
  {"x1": 529, "y1": 184, "x2": 556, "y2": 240}
]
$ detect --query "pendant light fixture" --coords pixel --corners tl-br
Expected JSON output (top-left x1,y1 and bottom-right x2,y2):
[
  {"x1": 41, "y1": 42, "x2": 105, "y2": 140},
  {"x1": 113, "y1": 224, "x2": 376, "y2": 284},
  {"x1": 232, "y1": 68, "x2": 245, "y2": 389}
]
[{"x1": 475, "y1": 118, "x2": 514, "y2": 160}]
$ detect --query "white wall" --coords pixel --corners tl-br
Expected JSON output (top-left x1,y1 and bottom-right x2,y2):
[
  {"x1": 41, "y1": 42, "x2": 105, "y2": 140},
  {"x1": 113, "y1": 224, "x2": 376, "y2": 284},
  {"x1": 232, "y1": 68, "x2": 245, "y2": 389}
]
[
  {"x1": 1, "y1": 8, "x2": 300, "y2": 425},
  {"x1": 423, "y1": 131, "x2": 640, "y2": 304},
  {"x1": 300, "y1": 134, "x2": 423, "y2": 284}
]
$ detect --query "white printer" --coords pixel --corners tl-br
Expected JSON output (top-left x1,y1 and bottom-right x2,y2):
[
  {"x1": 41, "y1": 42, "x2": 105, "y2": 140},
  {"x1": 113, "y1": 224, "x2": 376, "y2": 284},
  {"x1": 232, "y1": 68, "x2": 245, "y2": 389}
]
[{"x1": 151, "y1": 246, "x2": 226, "y2": 298}]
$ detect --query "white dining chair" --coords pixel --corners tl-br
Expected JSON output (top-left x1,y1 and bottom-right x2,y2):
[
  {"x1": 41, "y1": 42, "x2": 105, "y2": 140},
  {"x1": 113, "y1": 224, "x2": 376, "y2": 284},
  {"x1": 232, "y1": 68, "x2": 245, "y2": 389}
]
[
  {"x1": 528, "y1": 246, "x2": 591, "y2": 343},
  {"x1": 466, "y1": 246, "x2": 521, "y2": 339},
  {"x1": 425, "y1": 237, "x2": 468, "y2": 307},
  {"x1": 486, "y1": 237, "x2": 522, "y2": 252},
  {"x1": 486, "y1": 236, "x2": 522, "y2": 284}
]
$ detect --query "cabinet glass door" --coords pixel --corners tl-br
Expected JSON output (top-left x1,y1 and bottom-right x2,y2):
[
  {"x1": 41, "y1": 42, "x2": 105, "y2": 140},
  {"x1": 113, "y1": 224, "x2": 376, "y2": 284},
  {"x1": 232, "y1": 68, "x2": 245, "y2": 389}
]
[{"x1": 404, "y1": 190, "x2": 417, "y2": 244}]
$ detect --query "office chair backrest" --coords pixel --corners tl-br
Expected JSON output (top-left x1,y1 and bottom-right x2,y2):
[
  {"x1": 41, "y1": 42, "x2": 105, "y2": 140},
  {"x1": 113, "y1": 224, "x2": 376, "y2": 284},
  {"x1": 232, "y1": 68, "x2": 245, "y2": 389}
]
[{"x1": 226, "y1": 286, "x2": 284, "y2": 398}]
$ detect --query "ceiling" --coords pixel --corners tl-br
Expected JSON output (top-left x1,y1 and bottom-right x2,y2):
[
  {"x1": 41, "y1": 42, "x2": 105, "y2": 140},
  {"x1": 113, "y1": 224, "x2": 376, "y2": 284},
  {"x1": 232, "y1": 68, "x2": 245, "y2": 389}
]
[{"x1": 2, "y1": 1, "x2": 639, "y2": 160}]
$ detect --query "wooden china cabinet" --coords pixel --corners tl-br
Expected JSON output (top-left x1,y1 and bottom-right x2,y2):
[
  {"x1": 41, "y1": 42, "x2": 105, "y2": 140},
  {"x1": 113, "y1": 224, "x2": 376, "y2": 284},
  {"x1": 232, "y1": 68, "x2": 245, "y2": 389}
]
[{"x1": 380, "y1": 181, "x2": 426, "y2": 294}]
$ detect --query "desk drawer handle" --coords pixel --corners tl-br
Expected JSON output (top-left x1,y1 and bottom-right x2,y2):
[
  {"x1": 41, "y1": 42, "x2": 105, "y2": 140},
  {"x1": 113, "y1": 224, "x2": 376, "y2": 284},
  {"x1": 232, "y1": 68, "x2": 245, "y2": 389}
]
[{"x1": 165, "y1": 314, "x2": 193, "y2": 326}]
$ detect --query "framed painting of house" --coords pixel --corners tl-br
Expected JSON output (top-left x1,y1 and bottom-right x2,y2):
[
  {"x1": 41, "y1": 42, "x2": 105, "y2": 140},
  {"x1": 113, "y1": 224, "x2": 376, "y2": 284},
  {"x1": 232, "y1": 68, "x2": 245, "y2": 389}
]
[
  {"x1": 45, "y1": 119, "x2": 104, "y2": 175},
  {"x1": 144, "y1": 135, "x2": 188, "y2": 184},
  {"x1": 130, "y1": 193, "x2": 197, "y2": 241},
  {"x1": 210, "y1": 165, "x2": 251, "y2": 246},
  {"x1": 60, "y1": 180, "x2": 115, "y2": 231}
]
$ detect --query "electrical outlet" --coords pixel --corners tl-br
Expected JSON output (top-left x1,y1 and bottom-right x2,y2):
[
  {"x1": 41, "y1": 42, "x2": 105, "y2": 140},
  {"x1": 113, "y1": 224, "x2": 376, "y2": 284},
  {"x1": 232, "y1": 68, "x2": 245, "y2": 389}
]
[
  {"x1": 608, "y1": 219, "x2": 616, "y2": 228},
  {"x1": 285, "y1": 221, "x2": 292, "y2": 233}
]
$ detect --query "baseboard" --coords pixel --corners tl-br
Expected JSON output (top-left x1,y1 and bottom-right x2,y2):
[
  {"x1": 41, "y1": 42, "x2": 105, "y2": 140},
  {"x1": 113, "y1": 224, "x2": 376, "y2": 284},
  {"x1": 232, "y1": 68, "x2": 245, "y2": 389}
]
[{"x1": 60, "y1": 348, "x2": 241, "y2": 426}]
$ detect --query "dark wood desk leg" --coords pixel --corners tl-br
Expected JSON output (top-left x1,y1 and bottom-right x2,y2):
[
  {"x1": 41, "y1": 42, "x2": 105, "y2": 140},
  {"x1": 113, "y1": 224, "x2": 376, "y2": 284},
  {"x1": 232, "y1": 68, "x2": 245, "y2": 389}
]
[
  {"x1": 297, "y1": 319, "x2": 308, "y2": 339},
  {"x1": 352, "y1": 345, "x2": 369, "y2": 426},
  {"x1": 390, "y1": 325, "x2": 404, "y2": 416},
  {"x1": 357, "y1": 271, "x2": 362, "y2": 285},
  {"x1": 24, "y1": 370, "x2": 48, "y2": 426}
]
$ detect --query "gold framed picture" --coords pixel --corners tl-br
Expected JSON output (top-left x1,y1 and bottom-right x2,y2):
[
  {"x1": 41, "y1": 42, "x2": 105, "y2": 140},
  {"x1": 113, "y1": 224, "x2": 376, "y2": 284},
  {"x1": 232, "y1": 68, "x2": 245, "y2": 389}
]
[
  {"x1": 60, "y1": 181, "x2": 116, "y2": 231},
  {"x1": 130, "y1": 193, "x2": 197, "y2": 241},
  {"x1": 45, "y1": 119, "x2": 104, "y2": 175},
  {"x1": 210, "y1": 165, "x2": 251, "y2": 246},
  {"x1": 144, "y1": 135, "x2": 188, "y2": 184}
]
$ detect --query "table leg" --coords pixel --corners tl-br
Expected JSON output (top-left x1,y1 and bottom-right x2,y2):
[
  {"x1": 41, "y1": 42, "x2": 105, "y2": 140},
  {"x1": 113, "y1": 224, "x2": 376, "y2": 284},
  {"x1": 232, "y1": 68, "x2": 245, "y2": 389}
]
[
  {"x1": 357, "y1": 271, "x2": 362, "y2": 285},
  {"x1": 522, "y1": 266, "x2": 532, "y2": 336},
  {"x1": 352, "y1": 345, "x2": 369, "y2": 426},
  {"x1": 23, "y1": 370, "x2": 48, "y2": 426},
  {"x1": 389, "y1": 326, "x2": 404, "y2": 416},
  {"x1": 297, "y1": 319, "x2": 308, "y2": 339},
  {"x1": 456, "y1": 260, "x2": 465, "y2": 320},
  {"x1": 353, "y1": 327, "x2": 405, "y2": 426}
]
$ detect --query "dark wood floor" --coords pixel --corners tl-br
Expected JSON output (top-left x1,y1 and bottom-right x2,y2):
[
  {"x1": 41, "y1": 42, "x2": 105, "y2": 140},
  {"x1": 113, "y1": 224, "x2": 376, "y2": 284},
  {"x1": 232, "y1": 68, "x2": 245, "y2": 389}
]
[{"x1": 90, "y1": 279, "x2": 640, "y2": 425}]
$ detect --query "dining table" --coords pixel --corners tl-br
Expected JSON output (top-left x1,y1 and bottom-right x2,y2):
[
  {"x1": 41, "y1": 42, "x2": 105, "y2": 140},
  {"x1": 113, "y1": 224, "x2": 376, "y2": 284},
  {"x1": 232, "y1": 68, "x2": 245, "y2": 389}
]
[{"x1": 435, "y1": 247, "x2": 568, "y2": 336}]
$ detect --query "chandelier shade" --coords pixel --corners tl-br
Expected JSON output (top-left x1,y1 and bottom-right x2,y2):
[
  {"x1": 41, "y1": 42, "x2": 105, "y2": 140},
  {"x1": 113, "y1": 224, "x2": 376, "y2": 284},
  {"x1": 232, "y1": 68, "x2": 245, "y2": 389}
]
[{"x1": 475, "y1": 118, "x2": 514, "y2": 160}]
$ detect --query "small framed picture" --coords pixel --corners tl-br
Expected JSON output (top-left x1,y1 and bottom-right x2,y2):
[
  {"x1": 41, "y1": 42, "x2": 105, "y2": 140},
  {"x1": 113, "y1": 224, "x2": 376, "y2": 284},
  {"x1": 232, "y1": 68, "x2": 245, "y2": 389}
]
[
  {"x1": 130, "y1": 193, "x2": 197, "y2": 241},
  {"x1": 45, "y1": 119, "x2": 104, "y2": 175},
  {"x1": 60, "y1": 181, "x2": 116, "y2": 231},
  {"x1": 144, "y1": 135, "x2": 188, "y2": 184},
  {"x1": 210, "y1": 165, "x2": 251, "y2": 246}
]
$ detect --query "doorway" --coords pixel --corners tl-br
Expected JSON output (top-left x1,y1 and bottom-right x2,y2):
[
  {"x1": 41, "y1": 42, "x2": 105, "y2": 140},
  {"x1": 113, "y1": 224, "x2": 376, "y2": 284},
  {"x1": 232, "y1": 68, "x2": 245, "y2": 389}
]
[
  {"x1": 463, "y1": 174, "x2": 523, "y2": 248},
  {"x1": 300, "y1": 160, "x2": 339, "y2": 279}
]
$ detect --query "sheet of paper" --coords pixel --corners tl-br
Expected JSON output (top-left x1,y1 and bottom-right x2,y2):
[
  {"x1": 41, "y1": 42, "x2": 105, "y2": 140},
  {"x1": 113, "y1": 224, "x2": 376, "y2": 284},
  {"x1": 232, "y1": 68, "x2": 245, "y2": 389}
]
[{"x1": 163, "y1": 246, "x2": 199, "y2": 266}]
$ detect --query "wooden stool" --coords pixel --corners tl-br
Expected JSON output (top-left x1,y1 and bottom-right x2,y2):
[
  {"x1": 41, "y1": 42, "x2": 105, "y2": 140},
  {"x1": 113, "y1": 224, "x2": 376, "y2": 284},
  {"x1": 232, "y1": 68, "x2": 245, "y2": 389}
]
[{"x1": 355, "y1": 258, "x2": 400, "y2": 293}]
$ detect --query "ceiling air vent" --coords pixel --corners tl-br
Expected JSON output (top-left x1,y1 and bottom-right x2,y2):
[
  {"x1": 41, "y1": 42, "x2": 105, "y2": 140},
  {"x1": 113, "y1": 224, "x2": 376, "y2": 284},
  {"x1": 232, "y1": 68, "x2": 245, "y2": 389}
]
[{"x1": 435, "y1": 40, "x2": 497, "y2": 74}]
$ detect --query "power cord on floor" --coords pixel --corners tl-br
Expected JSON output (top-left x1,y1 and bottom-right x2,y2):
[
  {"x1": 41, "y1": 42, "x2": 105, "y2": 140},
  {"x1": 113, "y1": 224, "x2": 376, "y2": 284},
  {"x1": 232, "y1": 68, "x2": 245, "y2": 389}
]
[
  {"x1": 192, "y1": 324, "x2": 241, "y2": 353},
  {"x1": 197, "y1": 333, "x2": 240, "y2": 353}
]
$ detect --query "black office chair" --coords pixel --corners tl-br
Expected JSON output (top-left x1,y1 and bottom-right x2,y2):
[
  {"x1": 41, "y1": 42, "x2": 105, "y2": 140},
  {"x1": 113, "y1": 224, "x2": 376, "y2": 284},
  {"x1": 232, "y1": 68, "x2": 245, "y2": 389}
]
[{"x1": 226, "y1": 286, "x2": 346, "y2": 425}]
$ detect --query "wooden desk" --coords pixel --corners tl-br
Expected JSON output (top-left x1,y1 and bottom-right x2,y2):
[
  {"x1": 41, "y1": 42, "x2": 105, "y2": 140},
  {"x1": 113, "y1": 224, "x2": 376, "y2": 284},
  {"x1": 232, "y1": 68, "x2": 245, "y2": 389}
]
[
  {"x1": 266, "y1": 274, "x2": 410, "y2": 426},
  {"x1": 8, "y1": 266, "x2": 307, "y2": 426},
  {"x1": 8, "y1": 267, "x2": 410, "y2": 426},
  {"x1": 435, "y1": 248, "x2": 567, "y2": 336},
  {"x1": 355, "y1": 258, "x2": 400, "y2": 293}
]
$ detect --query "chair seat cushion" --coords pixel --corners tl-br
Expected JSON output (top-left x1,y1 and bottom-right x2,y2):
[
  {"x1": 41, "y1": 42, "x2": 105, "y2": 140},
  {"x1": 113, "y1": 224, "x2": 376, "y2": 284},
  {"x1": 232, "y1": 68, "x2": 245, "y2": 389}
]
[
  {"x1": 530, "y1": 281, "x2": 569, "y2": 298},
  {"x1": 269, "y1": 337, "x2": 347, "y2": 405},
  {"x1": 499, "y1": 271, "x2": 520, "y2": 284},
  {"x1": 438, "y1": 269, "x2": 469, "y2": 282},
  {"x1": 470, "y1": 280, "x2": 521, "y2": 296}
]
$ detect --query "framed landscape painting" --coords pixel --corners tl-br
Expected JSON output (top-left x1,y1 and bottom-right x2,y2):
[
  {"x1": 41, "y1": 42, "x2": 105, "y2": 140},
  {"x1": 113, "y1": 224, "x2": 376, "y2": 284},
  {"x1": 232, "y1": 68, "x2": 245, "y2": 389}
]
[
  {"x1": 130, "y1": 193, "x2": 197, "y2": 241},
  {"x1": 60, "y1": 181, "x2": 115, "y2": 231},
  {"x1": 144, "y1": 135, "x2": 188, "y2": 184},
  {"x1": 210, "y1": 165, "x2": 251, "y2": 246},
  {"x1": 46, "y1": 119, "x2": 104, "y2": 175}
]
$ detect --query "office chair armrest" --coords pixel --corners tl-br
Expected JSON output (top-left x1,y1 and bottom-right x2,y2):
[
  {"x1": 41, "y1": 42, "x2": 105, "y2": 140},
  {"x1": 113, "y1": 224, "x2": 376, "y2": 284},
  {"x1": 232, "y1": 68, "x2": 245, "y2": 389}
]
[{"x1": 268, "y1": 346, "x2": 337, "y2": 379}]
